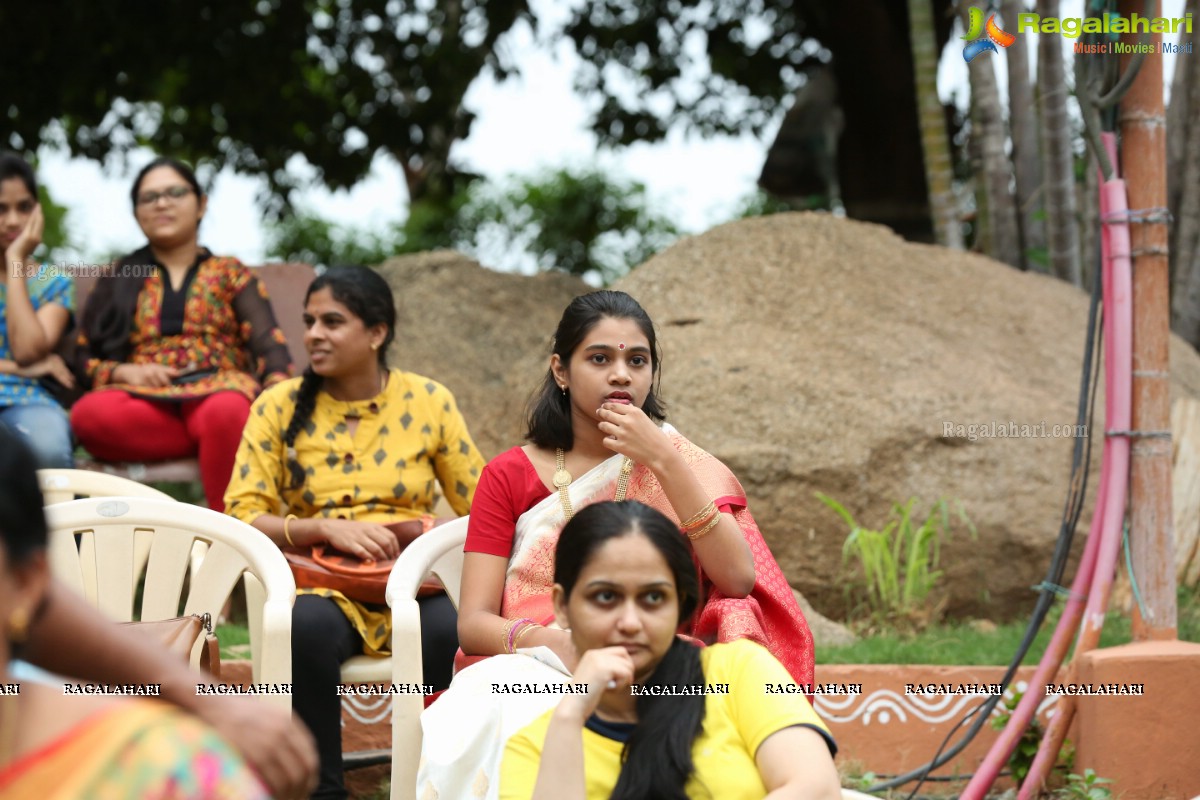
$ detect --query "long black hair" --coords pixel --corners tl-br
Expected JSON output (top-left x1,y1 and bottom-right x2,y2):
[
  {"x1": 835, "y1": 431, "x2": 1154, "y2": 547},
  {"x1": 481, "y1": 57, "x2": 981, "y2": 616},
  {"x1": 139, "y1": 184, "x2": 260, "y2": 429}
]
[
  {"x1": 526, "y1": 290, "x2": 666, "y2": 451},
  {"x1": 0, "y1": 427, "x2": 48, "y2": 565},
  {"x1": 283, "y1": 265, "x2": 396, "y2": 489},
  {"x1": 555, "y1": 501, "x2": 705, "y2": 800},
  {"x1": 0, "y1": 151, "x2": 38, "y2": 198},
  {"x1": 79, "y1": 158, "x2": 206, "y2": 369}
]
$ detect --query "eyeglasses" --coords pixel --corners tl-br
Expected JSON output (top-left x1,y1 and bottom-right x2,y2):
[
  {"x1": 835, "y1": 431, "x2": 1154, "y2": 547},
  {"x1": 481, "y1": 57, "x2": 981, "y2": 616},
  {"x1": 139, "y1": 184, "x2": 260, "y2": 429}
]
[{"x1": 136, "y1": 185, "x2": 194, "y2": 206}]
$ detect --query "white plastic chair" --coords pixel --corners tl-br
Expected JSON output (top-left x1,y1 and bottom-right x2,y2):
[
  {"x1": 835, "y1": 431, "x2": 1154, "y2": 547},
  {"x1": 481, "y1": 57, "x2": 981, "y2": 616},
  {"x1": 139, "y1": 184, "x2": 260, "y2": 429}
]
[
  {"x1": 37, "y1": 468, "x2": 175, "y2": 504},
  {"x1": 44, "y1": 497, "x2": 295, "y2": 708},
  {"x1": 39, "y1": 469, "x2": 179, "y2": 598},
  {"x1": 379, "y1": 518, "x2": 874, "y2": 800},
  {"x1": 383, "y1": 516, "x2": 469, "y2": 800},
  {"x1": 37, "y1": 469, "x2": 210, "y2": 599}
]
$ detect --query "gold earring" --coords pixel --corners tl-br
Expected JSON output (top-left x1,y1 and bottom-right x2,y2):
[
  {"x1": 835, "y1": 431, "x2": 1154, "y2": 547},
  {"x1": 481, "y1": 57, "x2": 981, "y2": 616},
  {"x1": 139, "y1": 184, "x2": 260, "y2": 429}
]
[
  {"x1": 371, "y1": 343, "x2": 380, "y2": 351},
  {"x1": 560, "y1": 385, "x2": 567, "y2": 396},
  {"x1": 7, "y1": 607, "x2": 30, "y2": 644}
]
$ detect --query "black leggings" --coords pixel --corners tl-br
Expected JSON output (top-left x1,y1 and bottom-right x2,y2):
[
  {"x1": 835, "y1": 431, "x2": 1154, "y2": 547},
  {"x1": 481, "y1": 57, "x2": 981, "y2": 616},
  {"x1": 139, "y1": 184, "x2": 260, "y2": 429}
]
[{"x1": 291, "y1": 593, "x2": 458, "y2": 800}]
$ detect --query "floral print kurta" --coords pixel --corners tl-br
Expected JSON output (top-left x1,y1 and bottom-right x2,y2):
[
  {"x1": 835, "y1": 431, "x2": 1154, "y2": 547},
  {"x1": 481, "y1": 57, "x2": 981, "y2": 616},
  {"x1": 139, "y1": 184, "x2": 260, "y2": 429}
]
[{"x1": 76, "y1": 252, "x2": 292, "y2": 401}]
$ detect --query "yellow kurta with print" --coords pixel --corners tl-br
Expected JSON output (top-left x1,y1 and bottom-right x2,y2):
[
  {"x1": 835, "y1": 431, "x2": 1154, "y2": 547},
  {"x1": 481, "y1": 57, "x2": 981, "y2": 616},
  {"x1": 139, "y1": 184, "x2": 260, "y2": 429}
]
[{"x1": 225, "y1": 368, "x2": 484, "y2": 654}]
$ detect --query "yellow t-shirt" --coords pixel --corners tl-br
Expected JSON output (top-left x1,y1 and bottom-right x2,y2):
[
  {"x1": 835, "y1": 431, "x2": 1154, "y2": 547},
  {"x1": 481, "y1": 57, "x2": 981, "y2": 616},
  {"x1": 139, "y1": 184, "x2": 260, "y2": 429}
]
[
  {"x1": 500, "y1": 639, "x2": 836, "y2": 800},
  {"x1": 225, "y1": 368, "x2": 483, "y2": 523}
]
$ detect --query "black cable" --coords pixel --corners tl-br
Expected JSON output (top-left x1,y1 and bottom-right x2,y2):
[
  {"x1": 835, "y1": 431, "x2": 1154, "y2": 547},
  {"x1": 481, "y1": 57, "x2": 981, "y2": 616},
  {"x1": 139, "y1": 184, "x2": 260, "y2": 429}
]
[{"x1": 866, "y1": 232, "x2": 1107, "y2": 796}]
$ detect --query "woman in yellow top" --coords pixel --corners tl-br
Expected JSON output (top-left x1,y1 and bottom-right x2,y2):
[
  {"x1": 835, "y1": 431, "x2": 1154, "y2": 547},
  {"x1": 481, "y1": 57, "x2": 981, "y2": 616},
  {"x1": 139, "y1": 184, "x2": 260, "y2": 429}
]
[
  {"x1": 500, "y1": 501, "x2": 841, "y2": 800},
  {"x1": 224, "y1": 265, "x2": 485, "y2": 800}
]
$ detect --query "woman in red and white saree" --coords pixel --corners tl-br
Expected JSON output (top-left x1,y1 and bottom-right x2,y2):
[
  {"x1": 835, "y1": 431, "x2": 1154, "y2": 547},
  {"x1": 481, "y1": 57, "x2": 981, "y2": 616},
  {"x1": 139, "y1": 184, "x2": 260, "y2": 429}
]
[{"x1": 417, "y1": 291, "x2": 813, "y2": 800}]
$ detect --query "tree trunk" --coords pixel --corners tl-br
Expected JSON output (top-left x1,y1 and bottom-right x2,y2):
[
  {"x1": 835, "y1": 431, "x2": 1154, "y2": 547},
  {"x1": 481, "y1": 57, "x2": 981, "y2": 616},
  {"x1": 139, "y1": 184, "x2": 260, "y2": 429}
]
[
  {"x1": 1119, "y1": 0, "x2": 1176, "y2": 639},
  {"x1": 963, "y1": 14, "x2": 1022, "y2": 268},
  {"x1": 1037, "y1": 0, "x2": 1082, "y2": 286},
  {"x1": 1169, "y1": 0, "x2": 1200, "y2": 346},
  {"x1": 761, "y1": 0, "x2": 955, "y2": 242},
  {"x1": 969, "y1": 121, "x2": 991, "y2": 255},
  {"x1": 1001, "y1": 0, "x2": 1045, "y2": 271},
  {"x1": 1166, "y1": 0, "x2": 1194, "y2": 249},
  {"x1": 909, "y1": 0, "x2": 962, "y2": 248}
]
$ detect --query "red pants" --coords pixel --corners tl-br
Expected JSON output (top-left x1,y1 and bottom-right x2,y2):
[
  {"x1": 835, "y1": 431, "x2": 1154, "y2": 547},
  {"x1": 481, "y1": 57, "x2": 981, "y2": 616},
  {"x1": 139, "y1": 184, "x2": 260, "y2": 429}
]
[{"x1": 70, "y1": 390, "x2": 251, "y2": 512}]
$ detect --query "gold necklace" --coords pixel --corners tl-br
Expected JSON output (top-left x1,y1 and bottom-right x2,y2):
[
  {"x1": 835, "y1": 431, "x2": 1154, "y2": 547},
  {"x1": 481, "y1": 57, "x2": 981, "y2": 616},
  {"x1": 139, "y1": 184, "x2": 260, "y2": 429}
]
[{"x1": 555, "y1": 449, "x2": 633, "y2": 521}]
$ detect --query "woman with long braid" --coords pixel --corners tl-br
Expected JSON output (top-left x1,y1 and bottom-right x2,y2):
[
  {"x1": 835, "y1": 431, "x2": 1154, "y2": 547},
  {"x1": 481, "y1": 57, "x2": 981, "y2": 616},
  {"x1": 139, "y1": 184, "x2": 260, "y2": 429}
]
[{"x1": 224, "y1": 265, "x2": 485, "y2": 800}]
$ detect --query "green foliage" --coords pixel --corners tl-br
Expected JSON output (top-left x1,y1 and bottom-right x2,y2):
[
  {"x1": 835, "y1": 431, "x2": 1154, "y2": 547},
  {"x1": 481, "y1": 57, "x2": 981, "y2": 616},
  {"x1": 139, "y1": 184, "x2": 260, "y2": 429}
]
[
  {"x1": 563, "y1": 1, "x2": 820, "y2": 147},
  {"x1": 265, "y1": 212, "x2": 402, "y2": 270},
  {"x1": 1053, "y1": 769, "x2": 1113, "y2": 800},
  {"x1": 1, "y1": 2, "x2": 532, "y2": 210},
  {"x1": 460, "y1": 168, "x2": 680, "y2": 283},
  {"x1": 267, "y1": 168, "x2": 680, "y2": 281},
  {"x1": 818, "y1": 586, "x2": 1200, "y2": 665},
  {"x1": 729, "y1": 190, "x2": 797, "y2": 220},
  {"x1": 990, "y1": 688, "x2": 1043, "y2": 784},
  {"x1": 36, "y1": 185, "x2": 73, "y2": 262},
  {"x1": 816, "y1": 494, "x2": 974, "y2": 632}
]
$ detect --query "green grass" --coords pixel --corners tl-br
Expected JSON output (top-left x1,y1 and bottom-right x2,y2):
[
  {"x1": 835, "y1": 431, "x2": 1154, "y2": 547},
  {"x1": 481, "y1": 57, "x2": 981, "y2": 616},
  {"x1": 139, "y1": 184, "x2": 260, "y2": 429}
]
[
  {"x1": 215, "y1": 622, "x2": 252, "y2": 659},
  {"x1": 213, "y1": 590, "x2": 1200, "y2": 667},
  {"x1": 817, "y1": 586, "x2": 1200, "y2": 665}
]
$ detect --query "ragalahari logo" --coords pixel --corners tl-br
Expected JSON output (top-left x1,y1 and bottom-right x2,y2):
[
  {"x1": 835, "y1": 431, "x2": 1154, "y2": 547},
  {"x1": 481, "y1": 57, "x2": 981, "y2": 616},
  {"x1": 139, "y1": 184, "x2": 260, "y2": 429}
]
[{"x1": 962, "y1": 7, "x2": 1016, "y2": 62}]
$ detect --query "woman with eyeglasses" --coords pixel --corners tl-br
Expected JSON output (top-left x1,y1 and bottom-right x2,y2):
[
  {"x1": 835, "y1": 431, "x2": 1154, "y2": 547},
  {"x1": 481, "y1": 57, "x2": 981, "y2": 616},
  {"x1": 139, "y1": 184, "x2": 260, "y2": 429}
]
[{"x1": 70, "y1": 157, "x2": 293, "y2": 511}]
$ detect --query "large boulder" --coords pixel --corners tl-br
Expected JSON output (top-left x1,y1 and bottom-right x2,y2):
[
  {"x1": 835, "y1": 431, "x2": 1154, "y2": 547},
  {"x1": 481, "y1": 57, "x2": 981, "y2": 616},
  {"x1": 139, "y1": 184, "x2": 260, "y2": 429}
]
[
  {"x1": 376, "y1": 250, "x2": 589, "y2": 460},
  {"x1": 613, "y1": 212, "x2": 1200, "y2": 619},
  {"x1": 373, "y1": 219, "x2": 1200, "y2": 623}
]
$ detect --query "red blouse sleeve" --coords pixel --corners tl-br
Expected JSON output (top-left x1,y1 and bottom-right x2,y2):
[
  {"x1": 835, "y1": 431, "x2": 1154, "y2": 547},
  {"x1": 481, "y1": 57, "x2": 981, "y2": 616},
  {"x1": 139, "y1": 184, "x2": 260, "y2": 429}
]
[{"x1": 464, "y1": 447, "x2": 550, "y2": 558}]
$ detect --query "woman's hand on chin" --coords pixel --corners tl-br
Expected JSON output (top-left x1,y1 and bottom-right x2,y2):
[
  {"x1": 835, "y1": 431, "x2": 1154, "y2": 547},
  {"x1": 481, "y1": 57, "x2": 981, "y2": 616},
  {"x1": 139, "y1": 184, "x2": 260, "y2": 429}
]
[
  {"x1": 319, "y1": 519, "x2": 401, "y2": 561},
  {"x1": 557, "y1": 646, "x2": 636, "y2": 722},
  {"x1": 6, "y1": 203, "x2": 43, "y2": 265},
  {"x1": 596, "y1": 403, "x2": 671, "y2": 470}
]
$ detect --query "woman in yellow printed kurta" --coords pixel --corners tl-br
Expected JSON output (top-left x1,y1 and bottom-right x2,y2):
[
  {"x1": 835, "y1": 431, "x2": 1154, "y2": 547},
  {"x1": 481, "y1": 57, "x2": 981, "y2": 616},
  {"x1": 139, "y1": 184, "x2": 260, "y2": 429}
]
[{"x1": 224, "y1": 265, "x2": 484, "y2": 800}]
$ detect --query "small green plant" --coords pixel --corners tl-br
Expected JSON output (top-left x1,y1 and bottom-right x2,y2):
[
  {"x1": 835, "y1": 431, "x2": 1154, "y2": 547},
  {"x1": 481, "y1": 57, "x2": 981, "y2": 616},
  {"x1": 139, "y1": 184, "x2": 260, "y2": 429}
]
[
  {"x1": 835, "y1": 758, "x2": 876, "y2": 791},
  {"x1": 1052, "y1": 769, "x2": 1112, "y2": 800},
  {"x1": 816, "y1": 494, "x2": 974, "y2": 631},
  {"x1": 990, "y1": 688, "x2": 1042, "y2": 783}
]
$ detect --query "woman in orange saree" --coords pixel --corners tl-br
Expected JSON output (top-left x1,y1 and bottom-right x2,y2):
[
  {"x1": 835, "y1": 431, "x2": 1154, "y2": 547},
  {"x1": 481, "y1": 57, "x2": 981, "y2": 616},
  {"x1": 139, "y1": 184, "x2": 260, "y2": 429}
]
[
  {"x1": 418, "y1": 290, "x2": 814, "y2": 800},
  {"x1": 0, "y1": 428, "x2": 268, "y2": 800}
]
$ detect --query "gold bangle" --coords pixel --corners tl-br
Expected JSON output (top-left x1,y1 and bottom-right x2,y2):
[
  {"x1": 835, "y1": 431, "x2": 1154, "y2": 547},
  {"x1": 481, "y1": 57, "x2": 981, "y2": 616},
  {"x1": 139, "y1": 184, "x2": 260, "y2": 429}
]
[
  {"x1": 500, "y1": 618, "x2": 518, "y2": 654},
  {"x1": 681, "y1": 501, "x2": 717, "y2": 531},
  {"x1": 512, "y1": 622, "x2": 541, "y2": 649},
  {"x1": 284, "y1": 514, "x2": 298, "y2": 547},
  {"x1": 687, "y1": 513, "x2": 721, "y2": 542}
]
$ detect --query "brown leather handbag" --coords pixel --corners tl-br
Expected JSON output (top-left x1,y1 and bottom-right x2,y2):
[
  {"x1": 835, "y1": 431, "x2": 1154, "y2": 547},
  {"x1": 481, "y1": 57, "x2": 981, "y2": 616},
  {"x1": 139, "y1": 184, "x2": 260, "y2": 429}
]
[
  {"x1": 123, "y1": 612, "x2": 221, "y2": 677},
  {"x1": 283, "y1": 517, "x2": 449, "y2": 605}
]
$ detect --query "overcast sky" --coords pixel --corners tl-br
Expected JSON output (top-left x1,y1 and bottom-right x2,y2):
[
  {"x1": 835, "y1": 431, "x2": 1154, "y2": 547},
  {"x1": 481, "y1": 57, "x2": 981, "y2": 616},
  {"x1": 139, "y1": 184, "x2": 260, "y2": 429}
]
[{"x1": 35, "y1": 0, "x2": 1188, "y2": 268}]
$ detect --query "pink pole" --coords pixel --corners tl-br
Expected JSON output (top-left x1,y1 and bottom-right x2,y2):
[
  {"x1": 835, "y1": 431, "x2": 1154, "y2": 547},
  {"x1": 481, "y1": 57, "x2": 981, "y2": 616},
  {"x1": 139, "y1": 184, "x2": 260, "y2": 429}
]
[
  {"x1": 962, "y1": 133, "x2": 1133, "y2": 799},
  {"x1": 1016, "y1": 138, "x2": 1134, "y2": 799}
]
